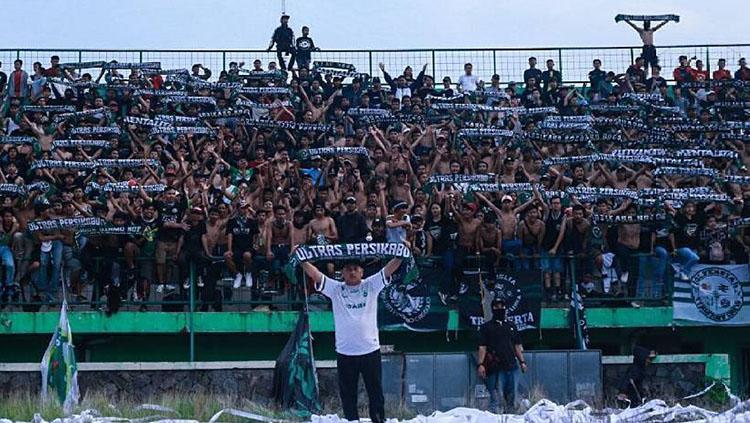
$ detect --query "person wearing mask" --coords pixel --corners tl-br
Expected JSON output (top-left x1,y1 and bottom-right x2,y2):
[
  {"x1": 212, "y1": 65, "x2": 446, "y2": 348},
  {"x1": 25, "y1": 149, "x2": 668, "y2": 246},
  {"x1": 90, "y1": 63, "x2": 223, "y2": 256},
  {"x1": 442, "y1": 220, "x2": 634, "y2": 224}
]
[
  {"x1": 477, "y1": 298, "x2": 527, "y2": 413},
  {"x1": 267, "y1": 14, "x2": 296, "y2": 71},
  {"x1": 617, "y1": 346, "x2": 657, "y2": 407}
]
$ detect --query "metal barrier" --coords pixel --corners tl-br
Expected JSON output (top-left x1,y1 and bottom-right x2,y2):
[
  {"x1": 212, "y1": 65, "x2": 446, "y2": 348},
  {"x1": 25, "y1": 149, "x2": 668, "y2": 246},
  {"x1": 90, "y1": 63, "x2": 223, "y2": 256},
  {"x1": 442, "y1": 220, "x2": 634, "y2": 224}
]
[{"x1": 2, "y1": 44, "x2": 749, "y2": 84}]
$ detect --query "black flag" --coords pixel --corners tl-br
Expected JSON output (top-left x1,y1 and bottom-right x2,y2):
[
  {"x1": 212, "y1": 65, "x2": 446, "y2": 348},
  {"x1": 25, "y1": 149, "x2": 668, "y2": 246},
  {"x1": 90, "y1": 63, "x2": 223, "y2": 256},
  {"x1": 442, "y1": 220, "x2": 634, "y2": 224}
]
[{"x1": 272, "y1": 311, "x2": 322, "y2": 417}]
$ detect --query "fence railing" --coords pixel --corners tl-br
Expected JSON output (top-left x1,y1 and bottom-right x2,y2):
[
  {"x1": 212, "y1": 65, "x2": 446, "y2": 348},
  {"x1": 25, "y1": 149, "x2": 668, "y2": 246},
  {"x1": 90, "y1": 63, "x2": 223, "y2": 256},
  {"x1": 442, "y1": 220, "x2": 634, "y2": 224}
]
[{"x1": 2, "y1": 44, "x2": 749, "y2": 85}]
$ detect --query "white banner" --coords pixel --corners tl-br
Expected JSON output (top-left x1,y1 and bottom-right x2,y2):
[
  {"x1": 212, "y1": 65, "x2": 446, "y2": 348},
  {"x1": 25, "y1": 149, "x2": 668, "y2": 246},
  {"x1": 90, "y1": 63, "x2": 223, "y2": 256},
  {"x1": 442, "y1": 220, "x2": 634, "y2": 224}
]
[{"x1": 673, "y1": 264, "x2": 750, "y2": 325}]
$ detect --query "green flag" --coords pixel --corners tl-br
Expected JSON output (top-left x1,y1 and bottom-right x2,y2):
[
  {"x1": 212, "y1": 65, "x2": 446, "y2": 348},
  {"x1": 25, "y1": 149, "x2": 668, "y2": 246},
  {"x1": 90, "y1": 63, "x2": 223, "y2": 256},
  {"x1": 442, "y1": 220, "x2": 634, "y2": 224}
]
[
  {"x1": 272, "y1": 311, "x2": 322, "y2": 417},
  {"x1": 40, "y1": 300, "x2": 79, "y2": 414}
]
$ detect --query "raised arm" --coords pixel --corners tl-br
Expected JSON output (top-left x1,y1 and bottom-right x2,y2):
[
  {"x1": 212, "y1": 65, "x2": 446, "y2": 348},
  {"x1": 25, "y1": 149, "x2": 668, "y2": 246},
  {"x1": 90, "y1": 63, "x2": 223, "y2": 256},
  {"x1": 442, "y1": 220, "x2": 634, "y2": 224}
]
[
  {"x1": 382, "y1": 257, "x2": 404, "y2": 279},
  {"x1": 652, "y1": 20, "x2": 669, "y2": 31},
  {"x1": 301, "y1": 261, "x2": 324, "y2": 286}
]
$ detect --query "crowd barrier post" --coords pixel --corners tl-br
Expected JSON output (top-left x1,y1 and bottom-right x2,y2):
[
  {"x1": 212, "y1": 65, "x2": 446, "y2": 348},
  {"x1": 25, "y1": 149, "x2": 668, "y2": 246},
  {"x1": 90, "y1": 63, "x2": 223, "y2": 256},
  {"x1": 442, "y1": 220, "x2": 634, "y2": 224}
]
[
  {"x1": 222, "y1": 51, "x2": 227, "y2": 72},
  {"x1": 492, "y1": 50, "x2": 497, "y2": 77},
  {"x1": 557, "y1": 48, "x2": 563, "y2": 74},
  {"x1": 189, "y1": 261, "x2": 196, "y2": 363}
]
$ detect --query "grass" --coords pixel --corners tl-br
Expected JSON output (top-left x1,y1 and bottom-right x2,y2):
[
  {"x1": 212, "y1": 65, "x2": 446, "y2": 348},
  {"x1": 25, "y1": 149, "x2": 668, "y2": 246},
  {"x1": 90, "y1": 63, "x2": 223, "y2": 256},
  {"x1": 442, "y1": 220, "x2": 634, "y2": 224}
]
[{"x1": 0, "y1": 391, "x2": 419, "y2": 422}]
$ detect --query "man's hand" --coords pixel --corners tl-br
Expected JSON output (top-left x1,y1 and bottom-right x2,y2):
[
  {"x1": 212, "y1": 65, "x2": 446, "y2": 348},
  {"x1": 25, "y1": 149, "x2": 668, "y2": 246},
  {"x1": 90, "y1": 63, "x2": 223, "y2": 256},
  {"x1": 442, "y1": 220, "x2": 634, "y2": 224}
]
[
  {"x1": 520, "y1": 362, "x2": 528, "y2": 373},
  {"x1": 477, "y1": 364, "x2": 486, "y2": 378},
  {"x1": 378, "y1": 62, "x2": 385, "y2": 72}
]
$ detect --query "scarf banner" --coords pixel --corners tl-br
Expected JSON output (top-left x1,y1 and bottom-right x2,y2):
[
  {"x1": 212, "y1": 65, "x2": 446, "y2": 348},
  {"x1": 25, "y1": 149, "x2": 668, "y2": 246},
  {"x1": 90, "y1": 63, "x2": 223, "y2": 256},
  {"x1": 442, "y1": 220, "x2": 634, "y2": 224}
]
[
  {"x1": 142, "y1": 68, "x2": 189, "y2": 76},
  {"x1": 543, "y1": 154, "x2": 603, "y2": 167},
  {"x1": 430, "y1": 103, "x2": 498, "y2": 112},
  {"x1": 346, "y1": 108, "x2": 392, "y2": 117},
  {"x1": 58, "y1": 61, "x2": 106, "y2": 69},
  {"x1": 28, "y1": 217, "x2": 107, "y2": 232},
  {"x1": 457, "y1": 128, "x2": 515, "y2": 138},
  {"x1": 720, "y1": 133, "x2": 750, "y2": 142},
  {"x1": 654, "y1": 167, "x2": 719, "y2": 178},
  {"x1": 566, "y1": 186, "x2": 639, "y2": 200},
  {"x1": 654, "y1": 116, "x2": 690, "y2": 124},
  {"x1": 359, "y1": 114, "x2": 424, "y2": 125},
  {"x1": 313, "y1": 68, "x2": 367, "y2": 79},
  {"x1": 615, "y1": 14, "x2": 679, "y2": 22},
  {"x1": 587, "y1": 104, "x2": 641, "y2": 113},
  {"x1": 76, "y1": 225, "x2": 144, "y2": 236},
  {"x1": 622, "y1": 92, "x2": 664, "y2": 103},
  {"x1": 425, "y1": 174, "x2": 496, "y2": 185},
  {"x1": 480, "y1": 89, "x2": 511, "y2": 99},
  {"x1": 0, "y1": 136, "x2": 36, "y2": 145},
  {"x1": 154, "y1": 115, "x2": 202, "y2": 125},
  {"x1": 713, "y1": 102, "x2": 750, "y2": 109},
  {"x1": 237, "y1": 87, "x2": 291, "y2": 96},
  {"x1": 424, "y1": 94, "x2": 467, "y2": 103},
  {"x1": 466, "y1": 183, "x2": 533, "y2": 193},
  {"x1": 283, "y1": 242, "x2": 414, "y2": 285},
  {"x1": 458, "y1": 270, "x2": 542, "y2": 331},
  {"x1": 538, "y1": 120, "x2": 593, "y2": 130},
  {"x1": 123, "y1": 116, "x2": 173, "y2": 128},
  {"x1": 95, "y1": 159, "x2": 160, "y2": 169},
  {"x1": 670, "y1": 123, "x2": 737, "y2": 133},
  {"x1": 52, "y1": 139, "x2": 111, "y2": 149},
  {"x1": 526, "y1": 131, "x2": 593, "y2": 144},
  {"x1": 723, "y1": 176, "x2": 750, "y2": 185},
  {"x1": 594, "y1": 117, "x2": 653, "y2": 132},
  {"x1": 726, "y1": 121, "x2": 750, "y2": 130},
  {"x1": 660, "y1": 192, "x2": 730, "y2": 203},
  {"x1": 591, "y1": 213, "x2": 667, "y2": 224},
  {"x1": 545, "y1": 115, "x2": 594, "y2": 123},
  {"x1": 240, "y1": 70, "x2": 288, "y2": 80},
  {"x1": 53, "y1": 108, "x2": 109, "y2": 123},
  {"x1": 0, "y1": 183, "x2": 28, "y2": 197},
  {"x1": 681, "y1": 80, "x2": 750, "y2": 91},
  {"x1": 297, "y1": 147, "x2": 369, "y2": 160},
  {"x1": 132, "y1": 89, "x2": 189, "y2": 97},
  {"x1": 513, "y1": 107, "x2": 559, "y2": 117},
  {"x1": 103, "y1": 61, "x2": 160, "y2": 70},
  {"x1": 312, "y1": 61, "x2": 356, "y2": 71},
  {"x1": 86, "y1": 181, "x2": 166, "y2": 194},
  {"x1": 69, "y1": 126, "x2": 121, "y2": 136},
  {"x1": 198, "y1": 109, "x2": 252, "y2": 119},
  {"x1": 250, "y1": 120, "x2": 332, "y2": 133},
  {"x1": 149, "y1": 126, "x2": 216, "y2": 136},
  {"x1": 639, "y1": 187, "x2": 712, "y2": 197},
  {"x1": 164, "y1": 96, "x2": 217, "y2": 106},
  {"x1": 730, "y1": 217, "x2": 750, "y2": 228},
  {"x1": 673, "y1": 264, "x2": 750, "y2": 325},
  {"x1": 188, "y1": 80, "x2": 243, "y2": 90},
  {"x1": 21, "y1": 105, "x2": 76, "y2": 113},
  {"x1": 612, "y1": 149, "x2": 738, "y2": 160},
  {"x1": 31, "y1": 160, "x2": 97, "y2": 170},
  {"x1": 235, "y1": 99, "x2": 291, "y2": 109}
]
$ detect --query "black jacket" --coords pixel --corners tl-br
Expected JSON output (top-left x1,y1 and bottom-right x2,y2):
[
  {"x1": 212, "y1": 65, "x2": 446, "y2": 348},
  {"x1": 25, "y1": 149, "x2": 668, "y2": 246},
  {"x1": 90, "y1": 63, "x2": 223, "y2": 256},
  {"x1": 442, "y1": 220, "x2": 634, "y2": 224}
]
[
  {"x1": 619, "y1": 346, "x2": 651, "y2": 403},
  {"x1": 336, "y1": 211, "x2": 369, "y2": 243}
]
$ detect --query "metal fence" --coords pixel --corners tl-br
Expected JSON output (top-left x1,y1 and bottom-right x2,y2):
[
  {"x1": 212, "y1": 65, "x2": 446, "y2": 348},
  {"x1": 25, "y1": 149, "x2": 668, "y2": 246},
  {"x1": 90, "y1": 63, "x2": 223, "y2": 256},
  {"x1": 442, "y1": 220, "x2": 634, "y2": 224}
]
[{"x1": 2, "y1": 44, "x2": 749, "y2": 85}]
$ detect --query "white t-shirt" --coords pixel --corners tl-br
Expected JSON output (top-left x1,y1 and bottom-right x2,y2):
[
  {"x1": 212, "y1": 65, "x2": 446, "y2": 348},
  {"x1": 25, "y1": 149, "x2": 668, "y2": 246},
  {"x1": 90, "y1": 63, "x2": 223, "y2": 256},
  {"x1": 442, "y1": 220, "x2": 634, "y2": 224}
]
[
  {"x1": 459, "y1": 74, "x2": 479, "y2": 92},
  {"x1": 319, "y1": 270, "x2": 389, "y2": 356}
]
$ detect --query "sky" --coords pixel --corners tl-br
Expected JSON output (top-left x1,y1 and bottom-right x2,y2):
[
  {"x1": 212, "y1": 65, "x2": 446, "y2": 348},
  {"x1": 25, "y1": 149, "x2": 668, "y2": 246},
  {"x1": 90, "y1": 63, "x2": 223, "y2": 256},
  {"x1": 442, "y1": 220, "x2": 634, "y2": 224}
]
[{"x1": 0, "y1": 0, "x2": 746, "y2": 50}]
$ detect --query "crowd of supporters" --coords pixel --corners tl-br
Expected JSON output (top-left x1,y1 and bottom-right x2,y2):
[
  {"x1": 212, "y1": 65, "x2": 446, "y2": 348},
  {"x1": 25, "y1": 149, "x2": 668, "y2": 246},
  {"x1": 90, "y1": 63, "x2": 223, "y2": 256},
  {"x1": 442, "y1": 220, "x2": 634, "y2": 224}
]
[{"x1": 1, "y1": 37, "x2": 750, "y2": 312}]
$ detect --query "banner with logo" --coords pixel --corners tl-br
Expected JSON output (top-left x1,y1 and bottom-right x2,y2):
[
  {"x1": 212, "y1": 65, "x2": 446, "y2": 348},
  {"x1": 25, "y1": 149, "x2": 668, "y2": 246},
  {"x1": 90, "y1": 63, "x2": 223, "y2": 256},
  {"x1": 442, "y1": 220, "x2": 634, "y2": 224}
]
[
  {"x1": 459, "y1": 270, "x2": 542, "y2": 331},
  {"x1": 673, "y1": 264, "x2": 750, "y2": 325}
]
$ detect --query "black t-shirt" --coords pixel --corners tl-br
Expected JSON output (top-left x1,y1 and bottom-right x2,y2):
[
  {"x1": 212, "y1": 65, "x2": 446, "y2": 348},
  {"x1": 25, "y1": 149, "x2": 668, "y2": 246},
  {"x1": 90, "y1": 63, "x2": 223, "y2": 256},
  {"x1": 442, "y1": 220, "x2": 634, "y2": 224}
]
[
  {"x1": 674, "y1": 213, "x2": 704, "y2": 251},
  {"x1": 184, "y1": 221, "x2": 207, "y2": 253},
  {"x1": 227, "y1": 216, "x2": 259, "y2": 252},
  {"x1": 426, "y1": 217, "x2": 458, "y2": 254},
  {"x1": 588, "y1": 69, "x2": 606, "y2": 91},
  {"x1": 155, "y1": 199, "x2": 186, "y2": 242},
  {"x1": 295, "y1": 37, "x2": 315, "y2": 55},
  {"x1": 479, "y1": 319, "x2": 521, "y2": 372}
]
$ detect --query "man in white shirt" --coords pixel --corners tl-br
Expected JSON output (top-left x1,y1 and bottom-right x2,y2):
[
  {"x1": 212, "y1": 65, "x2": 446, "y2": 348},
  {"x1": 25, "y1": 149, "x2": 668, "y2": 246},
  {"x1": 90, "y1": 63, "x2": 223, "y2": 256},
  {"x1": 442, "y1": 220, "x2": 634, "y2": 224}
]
[
  {"x1": 301, "y1": 257, "x2": 403, "y2": 423},
  {"x1": 458, "y1": 62, "x2": 479, "y2": 92}
]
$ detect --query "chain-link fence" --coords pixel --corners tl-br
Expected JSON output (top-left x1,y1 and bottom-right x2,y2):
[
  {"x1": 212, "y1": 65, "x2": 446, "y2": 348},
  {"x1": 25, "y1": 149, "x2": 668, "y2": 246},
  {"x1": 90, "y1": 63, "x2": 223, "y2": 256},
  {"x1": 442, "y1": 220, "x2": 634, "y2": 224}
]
[{"x1": 3, "y1": 44, "x2": 748, "y2": 84}]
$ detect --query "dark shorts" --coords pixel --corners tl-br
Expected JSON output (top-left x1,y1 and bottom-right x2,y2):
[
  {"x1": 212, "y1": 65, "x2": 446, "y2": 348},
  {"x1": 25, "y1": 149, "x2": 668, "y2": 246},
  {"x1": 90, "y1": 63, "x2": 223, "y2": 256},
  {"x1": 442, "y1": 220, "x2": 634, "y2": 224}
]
[{"x1": 642, "y1": 45, "x2": 658, "y2": 67}]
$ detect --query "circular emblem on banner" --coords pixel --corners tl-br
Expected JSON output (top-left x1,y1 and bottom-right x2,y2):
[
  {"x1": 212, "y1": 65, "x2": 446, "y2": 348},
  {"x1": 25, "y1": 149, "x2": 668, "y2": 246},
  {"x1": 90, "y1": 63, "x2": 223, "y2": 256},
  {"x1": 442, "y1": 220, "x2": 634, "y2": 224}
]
[
  {"x1": 491, "y1": 273, "x2": 522, "y2": 313},
  {"x1": 381, "y1": 260, "x2": 430, "y2": 323},
  {"x1": 691, "y1": 267, "x2": 744, "y2": 322}
]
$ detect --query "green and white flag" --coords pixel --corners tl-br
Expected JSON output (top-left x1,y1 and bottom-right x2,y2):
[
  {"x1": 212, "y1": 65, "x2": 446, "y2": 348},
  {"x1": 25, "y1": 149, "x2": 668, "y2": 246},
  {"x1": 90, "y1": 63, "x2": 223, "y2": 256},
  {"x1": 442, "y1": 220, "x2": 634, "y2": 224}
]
[{"x1": 40, "y1": 300, "x2": 80, "y2": 414}]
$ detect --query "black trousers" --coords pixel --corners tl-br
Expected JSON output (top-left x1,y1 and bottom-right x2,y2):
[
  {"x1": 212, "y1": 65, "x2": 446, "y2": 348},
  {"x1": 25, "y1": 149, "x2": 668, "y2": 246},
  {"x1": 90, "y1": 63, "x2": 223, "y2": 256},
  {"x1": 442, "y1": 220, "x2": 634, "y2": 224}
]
[
  {"x1": 336, "y1": 349, "x2": 384, "y2": 423},
  {"x1": 276, "y1": 47, "x2": 296, "y2": 70}
]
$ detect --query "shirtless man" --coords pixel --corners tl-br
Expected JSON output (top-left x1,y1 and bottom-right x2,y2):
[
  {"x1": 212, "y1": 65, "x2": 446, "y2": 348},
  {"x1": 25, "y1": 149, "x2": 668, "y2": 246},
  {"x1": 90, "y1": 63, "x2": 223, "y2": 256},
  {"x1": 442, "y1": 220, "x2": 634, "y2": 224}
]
[
  {"x1": 291, "y1": 210, "x2": 308, "y2": 248},
  {"x1": 476, "y1": 213, "x2": 502, "y2": 276},
  {"x1": 265, "y1": 206, "x2": 293, "y2": 296},
  {"x1": 518, "y1": 206, "x2": 545, "y2": 271},
  {"x1": 307, "y1": 203, "x2": 338, "y2": 245},
  {"x1": 450, "y1": 199, "x2": 481, "y2": 296},
  {"x1": 300, "y1": 88, "x2": 341, "y2": 122},
  {"x1": 622, "y1": 18, "x2": 671, "y2": 74},
  {"x1": 609, "y1": 200, "x2": 641, "y2": 299},
  {"x1": 389, "y1": 169, "x2": 414, "y2": 207},
  {"x1": 476, "y1": 192, "x2": 534, "y2": 270}
]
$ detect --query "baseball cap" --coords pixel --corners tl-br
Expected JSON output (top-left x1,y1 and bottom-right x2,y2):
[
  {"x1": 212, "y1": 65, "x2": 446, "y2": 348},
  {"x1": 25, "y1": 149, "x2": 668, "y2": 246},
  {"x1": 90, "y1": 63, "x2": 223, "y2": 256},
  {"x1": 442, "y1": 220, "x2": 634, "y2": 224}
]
[
  {"x1": 491, "y1": 74, "x2": 500, "y2": 80},
  {"x1": 344, "y1": 196, "x2": 356, "y2": 204},
  {"x1": 392, "y1": 201, "x2": 408, "y2": 212},
  {"x1": 501, "y1": 195, "x2": 513, "y2": 202}
]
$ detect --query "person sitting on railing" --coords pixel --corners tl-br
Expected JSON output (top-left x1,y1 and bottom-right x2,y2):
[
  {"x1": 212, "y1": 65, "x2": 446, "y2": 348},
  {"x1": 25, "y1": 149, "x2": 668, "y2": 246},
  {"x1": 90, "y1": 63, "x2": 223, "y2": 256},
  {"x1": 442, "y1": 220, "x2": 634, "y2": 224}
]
[
  {"x1": 267, "y1": 14, "x2": 296, "y2": 71},
  {"x1": 294, "y1": 26, "x2": 319, "y2": 70}
]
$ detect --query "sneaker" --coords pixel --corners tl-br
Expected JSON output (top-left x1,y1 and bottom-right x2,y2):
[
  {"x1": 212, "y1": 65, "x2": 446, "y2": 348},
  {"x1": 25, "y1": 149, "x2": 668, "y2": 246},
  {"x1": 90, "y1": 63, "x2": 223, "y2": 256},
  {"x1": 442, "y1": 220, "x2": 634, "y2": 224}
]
[
  {"x1": 438, "y1": 292, "x2": 448, "y2": 306},
  {"x1": 197, "y1": 276, "x2": 205, "y2": 288},
  {"x1": 630, "y1": 301, "x2": 642, "y2": 309},
  {"x1": 620, "y1": 272, "x2": 629, "y2": 284},
  {"x1": 233, "y1": 273, "x2": 242, "y2": 289},
  {"x1": 131, "y1": 292, "x2": 141, "y2": 302},
  {"x1": 254, "y1": 304, "x2": 270, "y2": 312},
  {"x1": 458, "y1": 283, "x2": 469, "y2": 295},
  {"x1": 245, "y1": 272, "x2": 253, "y2": 288},
  {"x1": 182, "y1": 278, "x2": 191, "y2": 290},
  {"x1": 156, "y1": 284, "x2": 164, "y2": 294}
]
